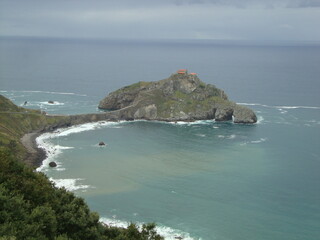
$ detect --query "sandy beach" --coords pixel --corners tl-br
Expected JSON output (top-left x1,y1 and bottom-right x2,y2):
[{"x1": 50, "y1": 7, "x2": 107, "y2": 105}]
[{"x1": 21, "y1": 131, "x2": 47, "y2": 167}]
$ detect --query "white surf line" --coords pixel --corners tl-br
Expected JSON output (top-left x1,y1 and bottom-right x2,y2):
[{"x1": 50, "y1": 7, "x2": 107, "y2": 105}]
[
  {"x1": 39, "y1": 101, "x2": 65, "y2": 106},
  {"x1": 50, "y1": 178, "x2": 91, "y2": 192},
  {"x1": 2, "y1": 90, "x2": 87, "y2": 96},
  {"x1": 100, "y1": 217, "x2": 199, "y2": 240},
  {"x1": 240, "y1": 137, "x2": 268, "y2": 146},
  {"x1": 36, "y1": 121, "x2": 124, "y2": 172},
  {"x1": 36, "y1": 121, "x2": 126, "y2": 190},
  {"x1": 238, "y1": 102, "x2": 320, "y2": 110}
]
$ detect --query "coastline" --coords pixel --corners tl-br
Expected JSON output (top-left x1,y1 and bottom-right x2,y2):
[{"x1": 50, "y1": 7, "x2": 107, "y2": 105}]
[{"x1": 21, "y1": 131, "x2": 47, "y2": 168}]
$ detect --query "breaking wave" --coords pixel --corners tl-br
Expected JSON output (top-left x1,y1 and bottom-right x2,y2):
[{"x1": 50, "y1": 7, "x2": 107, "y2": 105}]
[
  {"x1": 50, "y1": 178, "x2": 92, "y2": 192},
  {"x1": 238, "y1": 102, "x2": 320, "y2": 110},
  {"x1": 100, "y1": 217, "x2": 200, "y2": 240},
  {"x1": 240, "y1": 138, "x2": 268, "y2": 146},
  {"x1": 36, "y1": 121, "x2": 124, "y2": 172},
  {"x1": 1, "y1": 90, "x2": 87, "y2": 96}
]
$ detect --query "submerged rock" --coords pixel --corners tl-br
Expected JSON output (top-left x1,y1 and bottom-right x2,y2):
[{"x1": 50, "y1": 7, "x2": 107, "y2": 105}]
[
  {"x1": 48, "y1": 100, "x2": 55, "y2": 104},
  {"x1": 98, "y1": 71, "x2": 257, "y2": 123},
  {"x1": 98, "y1": 141, "x2": 106, "y2": 146}
]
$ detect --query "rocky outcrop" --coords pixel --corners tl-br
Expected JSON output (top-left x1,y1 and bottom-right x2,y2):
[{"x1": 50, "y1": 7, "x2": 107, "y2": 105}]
[
  {"x1": 99, "y1": 72, "x2": 257, "y2": 123},
  {"x1": 214, "y1": 107, "x2": 233, "y2": 122},
  {"x1": 49, "y1": 161, "x2": 57, "y2": 167},
  {"x1": 233, "y1": 105, "x2": 257, "y2": 123}
]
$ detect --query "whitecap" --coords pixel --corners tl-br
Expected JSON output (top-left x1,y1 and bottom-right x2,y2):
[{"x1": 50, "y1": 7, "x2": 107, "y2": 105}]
[
  {"x1": 56, "y1": 168, "x2": 66, "y2": 171},
  {"x1": 227, "y1": 134, "x2": 236, "y2": 139},
  {"x1": 50, "y1": 178, "x2": 91, "y2": 191},
  {"x1": 250, "y1": 138, "x2": 267, "y2": 144},
  {"x1": 238, "y1": 102, "x2": 320, "y2": 110},
  {"x1": 275, "y1": 105, "x2": 320, "y2": 110},
  {"x1": 240, "y1": 138, "x2": 267, "y2": 145},
  {"x1": 9, "y1": 90, "x2": 87, "y2": 96},
  {"x1": 256, "y1": 116, "x2": 264, "y2": 124},
  {"x1": 237, "y1": 102, "x2": 270, "y2": 108},
  {"x1": 39, "y1": 101, "x2": 65, "y2": 106},
  {"x1": 195, "y1": 134, "x2": 206, "y2": 137},
  {"x1": 100, "y1": 217, "x2": 199, "y2": 240},
  {"x1": 217, "y1": 135, "x2": 225, "y2": 138}
]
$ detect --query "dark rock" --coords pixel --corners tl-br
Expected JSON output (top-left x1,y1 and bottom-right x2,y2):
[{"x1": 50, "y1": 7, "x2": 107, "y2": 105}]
[
  {"x1": 233, "y1": 105, "x2": 258, "y2": 123},
  {"x1": 48, "y1": 100, "x2": 55, "y2": 104},
  {"x1": 214, "y1": 108, "x2": 233, "y2": 121},
  {"x1": 99, "y1": 141, "x2": 106, "y2": 146},
  {"x1": 49, "y1": 161, "x2": 57, "y2": 167}
]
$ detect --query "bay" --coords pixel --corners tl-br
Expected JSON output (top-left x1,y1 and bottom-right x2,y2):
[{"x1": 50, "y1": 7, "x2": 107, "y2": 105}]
[{"x1": 1, "y1": 37, "x2": 319, "y2": 240}]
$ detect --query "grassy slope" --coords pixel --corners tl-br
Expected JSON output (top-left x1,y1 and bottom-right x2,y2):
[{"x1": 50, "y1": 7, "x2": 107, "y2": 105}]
[
  {"x1": 0, "y1": 95, "x2": 68, "y2": 161},
  {"x1": 0, "y1": 95, "x2": 163, "y2": 240}
]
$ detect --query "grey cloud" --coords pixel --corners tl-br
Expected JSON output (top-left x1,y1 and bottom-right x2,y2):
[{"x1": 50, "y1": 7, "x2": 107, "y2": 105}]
[
  {"x1": 173, "y1": 0, "x2": 320, "y2": 8},
  {"x1": 287, "y1": 0, "x2": 320, "y2": 8},
  {"x1": 0, "y1": 0, "x2": 320, "y2": 41}
]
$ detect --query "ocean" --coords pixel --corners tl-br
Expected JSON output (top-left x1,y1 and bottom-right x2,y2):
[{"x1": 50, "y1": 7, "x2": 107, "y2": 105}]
[{"x1": 1, "y1": 37, "x2": 320, "y2": 240}]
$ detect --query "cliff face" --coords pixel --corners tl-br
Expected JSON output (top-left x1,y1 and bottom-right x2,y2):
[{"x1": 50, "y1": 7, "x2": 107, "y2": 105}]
[{"x1": 98, "y1": 72, "x2": 257, "y2": 123}]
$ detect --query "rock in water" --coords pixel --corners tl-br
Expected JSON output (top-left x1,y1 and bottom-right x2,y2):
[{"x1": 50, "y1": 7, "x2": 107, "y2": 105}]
[
  {"x1": 48, "y1": 100, "x2": 55, "y2": 104},
  {"x1": 98, "y1": 71, "x2": 257, "y2": 123},
  {"x1": 233, "y1": 105, "x2": 258, "y2": 123},
  {"x1": 49, "y1": 161, "x2": 57, "y2": 167},
  {"x1": 99, "y1": 141, "x2": 106, "y2": 146}
]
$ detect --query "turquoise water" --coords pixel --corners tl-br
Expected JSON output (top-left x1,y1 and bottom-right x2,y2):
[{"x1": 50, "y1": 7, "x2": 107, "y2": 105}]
[{"x1": 1, "y1": 38, "x2": 320, "y2": 239}]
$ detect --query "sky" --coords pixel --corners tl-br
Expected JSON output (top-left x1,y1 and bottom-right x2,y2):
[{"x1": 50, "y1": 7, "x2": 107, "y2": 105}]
[{"x1": 0, "y1": 0, "x2": 320, "y2": 42}]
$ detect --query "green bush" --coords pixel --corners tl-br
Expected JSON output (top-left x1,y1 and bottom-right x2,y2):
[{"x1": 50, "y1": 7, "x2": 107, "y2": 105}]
[{"x1": 0, "y1": 148, "x2": 163, "y2": 240}]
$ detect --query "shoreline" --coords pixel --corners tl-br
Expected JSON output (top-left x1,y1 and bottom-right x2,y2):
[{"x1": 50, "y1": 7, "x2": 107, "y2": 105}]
[
  {"x1": 20, "y1": 116, "x2": 259, "y2": 169},
  {"x1": 21, "y1": 131, "x2": 48, "y2": 168},
  {"x1": 19, "y1": 119, "x2": 206, "y2": 168}
]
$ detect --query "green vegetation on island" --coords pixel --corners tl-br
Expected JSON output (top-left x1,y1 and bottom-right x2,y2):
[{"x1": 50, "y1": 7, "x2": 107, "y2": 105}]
[{"x1": 99, "y1": 71, "x2": 257, "y2": 123}]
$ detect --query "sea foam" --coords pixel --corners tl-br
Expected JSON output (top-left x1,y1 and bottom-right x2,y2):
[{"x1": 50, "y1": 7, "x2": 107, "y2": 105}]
[
  {"x1": 50, "y1": 178, "x2": 91, "y2": 192},
  {"x1": 36, "y1": 121, "x2": 123, "y2": 172},
  {"x1": 238, "y1": 102, "x2": 320, "y2": 110},
  {"x1": 7, "y1": 90, "x2": 87, "y2": 96},
  {"x1": 39, "y1": 101, "x2": 65, "y2": 106},
  {"x1": 100, "y1": 217, "x2": 200, "y2": 240},
  {"x1": 240, "y1": 138, "x2": 268, "y2": 145}
]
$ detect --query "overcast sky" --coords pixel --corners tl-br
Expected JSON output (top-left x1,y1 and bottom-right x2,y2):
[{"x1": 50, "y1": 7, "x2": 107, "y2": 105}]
[{"x1": 1, "y1": 0, "x2": 320, "y2": 41}]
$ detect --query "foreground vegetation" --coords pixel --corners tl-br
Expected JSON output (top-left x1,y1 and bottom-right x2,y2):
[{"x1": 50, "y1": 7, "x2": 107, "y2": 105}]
[{"x1": 0, "y1": 95, "x2": 163, "y2": 240}]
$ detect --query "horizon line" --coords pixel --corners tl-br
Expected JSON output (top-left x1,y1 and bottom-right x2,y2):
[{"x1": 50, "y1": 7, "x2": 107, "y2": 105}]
[{"x1": 1, "y1": 35, "x2": 320, "y2": 47}]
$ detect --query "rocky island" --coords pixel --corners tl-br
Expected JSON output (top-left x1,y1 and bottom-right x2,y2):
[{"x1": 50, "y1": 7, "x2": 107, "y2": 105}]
[{"x1": 99, "y1": 70, "x2": 257, "y2": 123}]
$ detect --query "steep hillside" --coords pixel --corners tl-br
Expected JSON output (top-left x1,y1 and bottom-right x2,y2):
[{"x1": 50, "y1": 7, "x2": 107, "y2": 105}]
[{"x1": 0, "y1": 97, "x2": 164, "y2": 239}]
